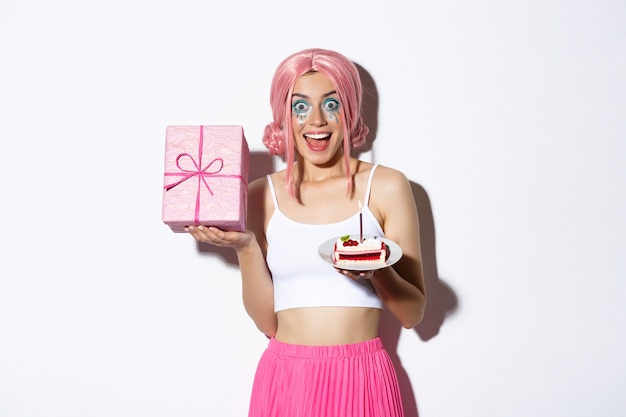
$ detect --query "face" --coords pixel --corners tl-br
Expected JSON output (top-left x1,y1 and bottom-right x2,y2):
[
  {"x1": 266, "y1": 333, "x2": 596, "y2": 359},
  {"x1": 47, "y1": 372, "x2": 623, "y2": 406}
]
[{"x1": 291, "y1": 72, "x2": 345, "y2": 164}]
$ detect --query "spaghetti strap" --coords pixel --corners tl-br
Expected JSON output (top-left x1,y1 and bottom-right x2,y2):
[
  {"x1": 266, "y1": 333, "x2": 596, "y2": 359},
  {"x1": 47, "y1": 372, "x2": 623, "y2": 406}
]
[
  {"x1": 363, "y1": 164, "x2": 379, "y2": 207},
  {"x1": 266, "y1": 175, "x2": 280, "y2": 210}
]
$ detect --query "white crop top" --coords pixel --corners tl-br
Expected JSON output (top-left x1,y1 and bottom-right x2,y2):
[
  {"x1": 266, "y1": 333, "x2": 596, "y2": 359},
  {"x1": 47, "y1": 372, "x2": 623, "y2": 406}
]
[{"x1": 266, "y1": 164, "x2": 385, "y2": 312}]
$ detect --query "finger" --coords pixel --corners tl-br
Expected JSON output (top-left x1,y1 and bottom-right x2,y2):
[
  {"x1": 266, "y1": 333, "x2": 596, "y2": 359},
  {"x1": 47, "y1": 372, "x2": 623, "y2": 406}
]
[
  {"x1": 201, "y1": 226, "x2": 231, "y2": 245},
  {"x1": 185, "y1": 226, "x2": 200, "y2": 239},
  {"x1": 186, "y1": 226, "x2": 213, "y2": 243},
  {"x1": 340, "y1": 270, "x2": 359, "y2": 281}
]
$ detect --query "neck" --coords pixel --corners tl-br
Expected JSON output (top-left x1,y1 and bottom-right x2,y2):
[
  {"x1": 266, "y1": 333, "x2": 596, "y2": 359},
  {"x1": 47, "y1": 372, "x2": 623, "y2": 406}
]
[{"x1": 297, "y1": 156, "x2": 353, "y2": 183}]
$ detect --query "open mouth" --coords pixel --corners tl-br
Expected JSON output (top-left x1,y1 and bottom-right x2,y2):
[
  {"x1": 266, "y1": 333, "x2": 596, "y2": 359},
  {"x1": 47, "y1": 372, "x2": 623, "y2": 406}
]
[{"x1": 303, "y1": 133, "x2": 331, "y2": 151}]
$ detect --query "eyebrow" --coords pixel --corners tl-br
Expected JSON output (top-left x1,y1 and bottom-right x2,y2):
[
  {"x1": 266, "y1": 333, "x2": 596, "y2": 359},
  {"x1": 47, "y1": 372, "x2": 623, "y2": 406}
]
[{"x1": 292, "y1": 90, "x2": 338, "y2": 100}]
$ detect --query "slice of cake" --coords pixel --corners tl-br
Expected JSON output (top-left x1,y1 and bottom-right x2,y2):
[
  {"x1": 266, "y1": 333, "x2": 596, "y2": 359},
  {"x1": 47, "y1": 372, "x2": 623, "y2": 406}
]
[{"x1": 333, "y1": 235, "x2": 389, "y2": 268}]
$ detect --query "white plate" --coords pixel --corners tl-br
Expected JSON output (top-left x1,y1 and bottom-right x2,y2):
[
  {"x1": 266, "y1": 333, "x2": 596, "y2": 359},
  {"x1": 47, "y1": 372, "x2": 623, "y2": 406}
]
[{"x1": 318, "y1": 235, "x2": 403, "y2": 271}]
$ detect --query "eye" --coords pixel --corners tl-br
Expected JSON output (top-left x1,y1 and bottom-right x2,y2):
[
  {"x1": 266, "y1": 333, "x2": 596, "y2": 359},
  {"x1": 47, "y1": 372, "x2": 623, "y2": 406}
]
[
  {"x1": 323, "y1": 98, "x2": 340, "y2": 112},
  {"x1": 292, "y1": 100, "x2": 311, "y2": 115}
]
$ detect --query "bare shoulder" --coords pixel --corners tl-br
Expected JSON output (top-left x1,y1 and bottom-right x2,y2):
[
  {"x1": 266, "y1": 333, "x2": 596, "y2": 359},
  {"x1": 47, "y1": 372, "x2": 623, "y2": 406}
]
[
  {"x1": 246, "y1": 176, "x2": 271, "y2": 236},
  {"x1": 369, "y1": 165, "x2": 416, "y2": 230},
  {"x1": 247, "y1": 171, "x2": 288, "y2": 234},
  {"x1": 248, "y1": 170, "x2": 286, "y2": 196},
  {"x1": 248, "y1": 175, "x2": 273, "y2": 212},
  {"x1": 248, "y1": 175, "x2": 268, "y2": 195},
  {"x1": 372, "y1": 164, "x2": 411, "y2": 196}
]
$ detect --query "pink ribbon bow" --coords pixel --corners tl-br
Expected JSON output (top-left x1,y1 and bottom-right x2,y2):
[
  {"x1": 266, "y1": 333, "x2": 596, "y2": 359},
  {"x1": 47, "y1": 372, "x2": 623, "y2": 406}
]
[{"x1": 164, "y1": 126, "x2": 245, "y2": 225}]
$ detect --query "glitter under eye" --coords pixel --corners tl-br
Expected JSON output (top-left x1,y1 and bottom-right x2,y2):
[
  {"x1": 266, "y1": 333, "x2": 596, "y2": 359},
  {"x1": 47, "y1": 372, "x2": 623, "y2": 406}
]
[
  {"x1": 292, "y1": 99, "x2": 312, "y2": 125},
  {"x1": 323, "y1": 98, "x2": 341, "y2": 123}
]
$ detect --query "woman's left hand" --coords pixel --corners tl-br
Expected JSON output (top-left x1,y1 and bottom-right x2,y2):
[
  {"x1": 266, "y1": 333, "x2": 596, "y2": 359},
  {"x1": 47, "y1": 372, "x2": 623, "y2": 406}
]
[{"x1": 336, "y1": 268, "x2": 375, "y2": 281}]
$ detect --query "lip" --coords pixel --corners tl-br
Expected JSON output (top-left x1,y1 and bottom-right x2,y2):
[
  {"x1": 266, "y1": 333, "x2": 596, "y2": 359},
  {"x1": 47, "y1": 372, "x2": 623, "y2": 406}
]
[{"x1": 303, "y1": 132, "x2": 331, "y2": 151}]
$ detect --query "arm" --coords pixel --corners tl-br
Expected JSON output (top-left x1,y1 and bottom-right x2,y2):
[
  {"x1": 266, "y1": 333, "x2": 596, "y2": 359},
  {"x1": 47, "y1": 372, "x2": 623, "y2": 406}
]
[
  {"x1": 368, "y1": 166, "x2": 426, "y2": 329},
  {"x1": 234, "y1": 232, "x2": 277, "y2": 337},
  {"x1": 186, "y1": 178, "x2": 277, "y2": 337}
]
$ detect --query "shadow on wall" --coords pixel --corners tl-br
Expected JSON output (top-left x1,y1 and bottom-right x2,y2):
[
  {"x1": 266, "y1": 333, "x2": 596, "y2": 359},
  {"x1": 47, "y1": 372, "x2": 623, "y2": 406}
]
[{"x1": 411, "y1": 182, "x2": 459, "y2": 341}]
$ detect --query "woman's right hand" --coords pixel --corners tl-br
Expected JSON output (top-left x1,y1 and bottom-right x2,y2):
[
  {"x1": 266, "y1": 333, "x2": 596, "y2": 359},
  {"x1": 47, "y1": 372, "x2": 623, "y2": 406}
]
[{"x1": 184, "y1": 225, "x2": 255, "y2": 250}]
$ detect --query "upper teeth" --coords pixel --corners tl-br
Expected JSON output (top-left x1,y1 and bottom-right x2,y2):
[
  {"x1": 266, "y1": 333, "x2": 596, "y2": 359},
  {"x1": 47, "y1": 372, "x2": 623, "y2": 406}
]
[{"x1": 305, "y1": 133, "x2": 330, "y2": 140}]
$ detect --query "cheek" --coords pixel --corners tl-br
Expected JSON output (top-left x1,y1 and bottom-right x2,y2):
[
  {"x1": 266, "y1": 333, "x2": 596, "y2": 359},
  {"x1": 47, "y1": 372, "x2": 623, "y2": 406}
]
[
  {"x1": 292, "y1": 114, "x2": 304, "y2": 129},
  {"x1": 292, "y1": 109, "x2": 310, "y2": 127},
  {"x1": 325, "y1": 109, "x2": 341, "y2": 124}
]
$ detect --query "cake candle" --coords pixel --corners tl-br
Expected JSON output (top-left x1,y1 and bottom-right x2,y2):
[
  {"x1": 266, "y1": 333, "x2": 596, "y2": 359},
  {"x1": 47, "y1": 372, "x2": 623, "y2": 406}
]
[{"x1": 358, "y1": 200, "x2": 363, "y2": 242}]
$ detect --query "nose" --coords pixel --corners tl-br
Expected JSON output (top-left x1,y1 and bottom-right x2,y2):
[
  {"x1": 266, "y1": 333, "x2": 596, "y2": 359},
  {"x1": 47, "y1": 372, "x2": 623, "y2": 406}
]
[{"x1": 309, "y1": 105, "x2": 328, "y2": 126}]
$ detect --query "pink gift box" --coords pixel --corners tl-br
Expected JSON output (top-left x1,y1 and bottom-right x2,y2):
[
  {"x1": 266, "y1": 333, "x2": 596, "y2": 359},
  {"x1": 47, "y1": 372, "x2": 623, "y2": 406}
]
[{"x1": 162, "y1": 125, "x2": 249, "y2": 233}]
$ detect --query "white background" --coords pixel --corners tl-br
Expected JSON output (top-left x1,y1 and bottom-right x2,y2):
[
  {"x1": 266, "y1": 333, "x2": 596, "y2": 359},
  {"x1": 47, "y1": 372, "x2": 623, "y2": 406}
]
[{"x1": 1, "y1": 1, "x2": 625, "y2": 416}]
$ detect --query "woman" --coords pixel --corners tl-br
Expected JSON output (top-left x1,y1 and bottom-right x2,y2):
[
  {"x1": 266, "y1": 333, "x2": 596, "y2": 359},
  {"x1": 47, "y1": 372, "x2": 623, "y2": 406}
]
[{"x1": 186, "y1": 48, "x2": 426, "y2": 417}]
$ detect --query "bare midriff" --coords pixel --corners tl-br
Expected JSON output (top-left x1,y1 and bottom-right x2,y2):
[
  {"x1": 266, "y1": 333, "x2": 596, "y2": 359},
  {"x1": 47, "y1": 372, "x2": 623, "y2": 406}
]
[{"x1": 275, "y1": 306, "x2": 381, "y2": 346}]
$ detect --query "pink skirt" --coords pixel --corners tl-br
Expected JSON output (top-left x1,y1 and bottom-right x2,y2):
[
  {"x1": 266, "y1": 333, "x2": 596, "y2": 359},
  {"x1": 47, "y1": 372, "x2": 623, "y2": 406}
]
[{"x1": 248, "y1": 337, "x2": 404, "y2": 417}]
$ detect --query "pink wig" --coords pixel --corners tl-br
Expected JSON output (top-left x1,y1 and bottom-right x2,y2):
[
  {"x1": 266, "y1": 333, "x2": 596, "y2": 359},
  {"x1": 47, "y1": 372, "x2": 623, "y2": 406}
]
[{"x1": 262, "y1": 48, "x2": 369, "y2": 198}]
